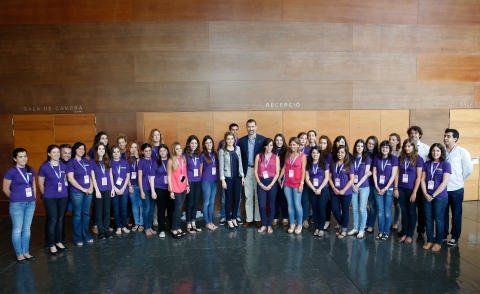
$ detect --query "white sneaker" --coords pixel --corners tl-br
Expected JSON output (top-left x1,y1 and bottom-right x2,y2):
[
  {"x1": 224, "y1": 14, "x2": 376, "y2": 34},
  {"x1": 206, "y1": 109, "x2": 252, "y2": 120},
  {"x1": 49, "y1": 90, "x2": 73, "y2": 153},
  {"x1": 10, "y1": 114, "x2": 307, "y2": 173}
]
[
  {"x1": 347, "y1": 229, "x2": 359, "y2": 236},
  {"x1": 357, "y1": 232, "x2": 365, "y2": 239}
]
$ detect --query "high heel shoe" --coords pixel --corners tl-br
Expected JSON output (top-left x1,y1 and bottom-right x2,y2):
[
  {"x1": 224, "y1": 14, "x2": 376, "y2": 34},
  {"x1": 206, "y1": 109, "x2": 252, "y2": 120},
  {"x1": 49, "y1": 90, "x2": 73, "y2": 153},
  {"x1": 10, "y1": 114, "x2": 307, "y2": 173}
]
[
  {"x1": 227, "y1": 222, "x2": 236, "y2": 230},
  {"x1": 49, "y1": 246, "x2": 58, "y2": 256}
]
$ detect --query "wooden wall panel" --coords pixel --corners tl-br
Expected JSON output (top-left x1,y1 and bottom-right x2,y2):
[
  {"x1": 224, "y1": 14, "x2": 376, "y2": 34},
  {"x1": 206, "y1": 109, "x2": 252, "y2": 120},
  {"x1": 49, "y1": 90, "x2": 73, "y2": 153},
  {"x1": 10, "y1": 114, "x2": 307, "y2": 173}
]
[
  {"x1": 210, "y1": 81, "x2": 352, "y2": 110},
  {"x1": 54, "y1": 114, "x2": 95, "y2": 147},
  {"x1": 133, "y1": 0, "x2": 283, "y2": 22},
  {"x1": 62, "y1": 0, "x2": 133, "y2": 23},
  {"x1": 212, "y1": 111, "x2": 249, "y2": 145},
  {"x1": 353, "y1": 82, "x2": 475, "y2": 109},
  {"x1": 13, "y1": 115, "x2": 54, "y2": 153},
  {"x1": 248, "y1": 111, "x2": 283, "y2": 140},
  {"x1": 283, "y1": 52, "x2": 416, "y2": 81},
  {"x1": 95, "y1": 113, "x2": 136, "y2": 147},
  {"x1": 143, "y1": 112, "x2": 178, "y2": 147},
  {"x1": 476, "y1": 83, "x2": 480, "y2": 108},
  {"x1": 317, "y1": 110, "x2": 350, "y2": 144},
  {"x1": 0, "y1": 0, "x2": 64, "y2": 24},
  {"x1": 0, "y1": 115, "x2": 14, "y2": 204},
  {"x1": 134, "y1": 52, "x2": 283, "y2": 82},
  {"x1": 418, "y1": 0, "x2": 480, "y2": 26},
  {"x1": 353, "y1": 24, "x2": 478, "y2": 54},
  {"x1": 176, "y1": 112, "x2": 214, "y2": 148},
  {"x1": 0, "y1": 54, "x2": 64, "y2": 85},
  {"x1": 380, "y1": 110, "x2": 410, "y2": 142},
  {"x1": 283, "y1": 0, "x2": 418, "y2": 24},
  {"x1": 417, "y1": 55, "x2": 480, "y2": 82},
  {"x1": 0, "y1": 25, "x2": 60, "y2": 54},
  {"x1": 350, "y1": 110, "x2": 381, "y2": 146},
  {"x1": 282, "y1": 111, "x2": 317, "y2": 141},
  {"x1": 409, "y1": 109, "x2": 450, "y2": 146},
  {"x1": 61, "y1": 22, "x2": 209, "y2": 53},
  {"x1": 209, "y1": 22, "x2": 352, "y2": 52},
  {"x1": 0, "y1": 84, "x2": 65, "y2": 114}
]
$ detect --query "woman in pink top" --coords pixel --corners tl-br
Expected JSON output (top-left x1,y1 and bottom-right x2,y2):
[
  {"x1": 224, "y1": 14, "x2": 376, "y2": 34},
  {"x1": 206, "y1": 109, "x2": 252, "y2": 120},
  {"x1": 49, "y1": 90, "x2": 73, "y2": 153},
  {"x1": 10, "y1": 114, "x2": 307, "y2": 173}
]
[
  {"x1": 254, "y1": 138, "x2": 280, "y2": 233},
  {"x1": 167, "y1": 142, "x2": 189, "y2": 239},
  {"x1": 278, "y1": 137, "x2": 307, "y2": 235}
]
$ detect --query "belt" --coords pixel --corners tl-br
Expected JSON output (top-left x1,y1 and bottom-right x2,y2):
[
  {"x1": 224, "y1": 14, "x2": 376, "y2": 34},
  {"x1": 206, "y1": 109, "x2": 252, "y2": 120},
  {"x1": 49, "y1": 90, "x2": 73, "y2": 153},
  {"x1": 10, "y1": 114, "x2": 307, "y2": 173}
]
[{"x1": 248, "y1": 165, "x2": 254, "y2": 168}]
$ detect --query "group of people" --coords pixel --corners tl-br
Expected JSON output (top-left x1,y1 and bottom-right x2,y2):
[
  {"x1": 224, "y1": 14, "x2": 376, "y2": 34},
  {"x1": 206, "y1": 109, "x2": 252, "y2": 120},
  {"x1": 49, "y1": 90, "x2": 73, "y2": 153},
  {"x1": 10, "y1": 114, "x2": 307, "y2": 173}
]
[{"x1": 3, "y1": 119, "x2": 473, "y2": 264}]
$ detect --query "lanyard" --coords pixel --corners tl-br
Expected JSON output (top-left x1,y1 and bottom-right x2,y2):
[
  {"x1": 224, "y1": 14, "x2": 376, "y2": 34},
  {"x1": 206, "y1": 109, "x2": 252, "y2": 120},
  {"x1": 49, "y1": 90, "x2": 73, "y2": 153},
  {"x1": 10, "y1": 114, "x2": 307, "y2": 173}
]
[
  {"x1": 16, "y1": 167, "x2": 30, "y2": 185},
  {"x1": 276, "y1": 149, "x2": 279, "y2": 156},
  {"x1": 191, "y1": 154, "x2": 198, "y2": 168},
  {"x1": 131, "y1": 157, "x2": 137, "y2": 171},
  {"x1": 335, "y1": 163, "x2": 344, "y2": 178},
  {"x1": 209, "y1": 153, "x2": 215, "y2": 165},
  {"x1": 161, "y1": 160, "x2": 167, "y2": 172},
  {"x1": 313, "y1": 162, "x2": 318, "y2": 175},
  {"x1": 100, "y1": 161, "x2": 106, "y2": 176},
  {"x1": 176, "y1": 156, "x2": 184, "y2": 174},
  {"x1": 353, "y1": 157, "x2": 361, "y2": 174},
  {"x1": 381, "y1": 159, "x2": 389, "y2": 173},
  {"x1": 289, "y1": 153, "x2": 299, "y2": 169},
  {"x1": 49, "y1": 162, "x2": 62, "y2": 181},
  {"x1": 112, "y1": 160, "x2": 121, "y2": 176},
  {"x1": 77, "y1": 159, "x2": 87, "y2": 175},
  {"x1": 430, "y1": 162, "x2": 440, "y2": 181},
  {"x1": 404, "y1": 159, "x2": 410, "y2": 174},
  {"x1": 264, "y1": 153, "x2": 272, "y2": 169}
]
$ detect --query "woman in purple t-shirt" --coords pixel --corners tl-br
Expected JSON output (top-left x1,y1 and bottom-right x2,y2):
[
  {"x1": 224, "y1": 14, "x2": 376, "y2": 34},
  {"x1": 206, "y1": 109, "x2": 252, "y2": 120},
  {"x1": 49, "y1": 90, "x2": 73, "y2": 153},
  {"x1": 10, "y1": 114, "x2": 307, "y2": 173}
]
[
  {"x1": 184, "y1": 135, "x2": 202, "y2": 234},
  {"x1": 421, "y1": 143, "x2": 451, "y2": 252},
  {"x1": 373, "y1": 140, "x2": 399, "y2": 241},
  {"x1": 126, "y1": 141, "x2": 143, "y2": 232},
  {"x1": 394, "y1": 139, "x2": 423, "y2": 245},
  {"x1": 38, "y1": 145, "x2": 68, "y2": 255},
  {"x1": 111, "y1": 145, "x2": 131, "y2": 235},
  {"x1": 200, "y1": 136, "x2": 219, "y2": 231},
  {"x1": 139, "y1": 143, "x2": 155, "y2": 236},
  {"x1": 3, "y1": 148, "x2": 36, "y2": 263},
  {"x1": 318, "y1": 135, "x2": 333, "y2": 230}
]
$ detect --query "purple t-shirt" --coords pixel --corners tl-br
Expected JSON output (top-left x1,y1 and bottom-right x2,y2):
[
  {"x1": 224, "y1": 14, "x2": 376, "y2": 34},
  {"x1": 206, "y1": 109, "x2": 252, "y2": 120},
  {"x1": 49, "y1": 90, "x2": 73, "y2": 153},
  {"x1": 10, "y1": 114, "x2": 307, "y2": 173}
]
[
  {"x1": 39, "y1": 161, "x2": 68, "y2": 198},
  {"x1": 302, "y1": 146, "x2": 311, "y2": 158},
  {"x1": 111, "y1": 158, "x2": 130, "y2": 190},
  {"x1": 185, "y1": 153, "x2": 201, "y2": 183},
  {"x1": 200, "y1": 153, "x2": 218, "y2": 182},
  {"x1": 90, "y1": 159, "x2": 112, "y2": 192},
  {"x1": 4, "y1": 166, "x2": 36, "y2": 202},
  {"x1": 324, "y1": 153, "x2": 333, "y2": 165},
  {"x1": 351, "y1": 156, "x2": 371, "y2": 188},
  {"x1": 423, "y1": 161, "x2": 451, "y2": 198},
  {"x1": 87, "y1": 147, "x2": 95, "y2": 159},
  {"x1": 398, "y1": 156, "x2": 424, "y2": 190},
  {"x1": 373, "y1": 156, "x2": 399, "y2": 189},
  {"x1": 307, "y1": 162, "x2": 329, "y2": 190},
  {"x1": 152, "y1": 145, "x2": 159, "y2": 162},
  {"x1": 128, "y1": 156, "x2": 139, "y2": 186},
  {"x1": 67, "y1": 158, "x2": 92, "y2": 193},
  {"x1": 138, "y1": 157, "x2": 153, "y2": 191},
  {"x1": 151, "y1": 159, "x2": 168, "y2": 190},
  {"x1": 330, "y1": 162, "x2": 354, "y2": 195}
]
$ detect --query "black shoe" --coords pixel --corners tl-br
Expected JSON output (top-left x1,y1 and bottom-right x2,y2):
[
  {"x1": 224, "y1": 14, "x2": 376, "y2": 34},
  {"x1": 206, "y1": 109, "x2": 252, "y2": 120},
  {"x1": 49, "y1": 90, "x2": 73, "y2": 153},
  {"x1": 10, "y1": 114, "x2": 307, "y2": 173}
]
[
  {"x1": 219, "y1": 218, "x2": 226, "y2": 225},
  {"x1": 397, "y1": 230, "x2": 404, "y2": 237},
  {"x1": 236, "y1": 218, "x2": 243, "y2": 225},
  {"x1": 56, "y1": 245, "x2": 68, "y2": 251},
  {"x1": 417, "y1": 233, "x2": 424, "y2": 241},
  {"x1": 49, "y1": 246, "x2": 59, "y2": 256},
  {"x1": 447, "y1": 239, "x2": 458, "y2": 246},
  {"x1": 17, "y1": 258, "x2": 27, "y2": 264},
  {"x1": 390, "y1": 226, "x2": 398, "y2": 232},
  {"x1": 227, "y1": 223, "x2": 236, "y2": 230},
  {"x1": 98, "y1": 234, "x2": 106, "y2": 240},
  {"x1": 105, "y1": 232, "x2": 113, "y2": 239},
  {"x1": 25, "y1": 256, "x2": 36, "y2": 261}
]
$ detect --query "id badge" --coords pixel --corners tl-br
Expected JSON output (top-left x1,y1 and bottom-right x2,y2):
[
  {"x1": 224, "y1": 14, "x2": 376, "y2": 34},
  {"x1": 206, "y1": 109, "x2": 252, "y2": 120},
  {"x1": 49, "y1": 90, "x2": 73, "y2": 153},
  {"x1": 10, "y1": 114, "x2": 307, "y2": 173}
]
[
  {"x1": 26, "y1": 187, "x2": 33, "y2": 197},
  {"x1": 263, "y1": 171, "x2": 269, "y2": 179},
  {"x1": 354, "y1": 175, "x2": 359, "y2": 184},
  {"x1": 102, "y1": 177, "x2": 107, "y2": 186},
  {"x1": 402, "y1": 174, "x2": 408, "y2": 183},
  {"x1": 313, "y1": 178, "x2": 319, "y2": 187},
  {"x1": 194, "y1": 169, "x2": 199, "y2": 177},
  {"x1": 379, "y1": 175, "x2": 385, "y2": 184},
  {"x1": 428, "y1": 180, "x2": 434, "y2": 190},
  {"x1": 131, "y1": 172, "x2": 137, "y2": 179},
  {"x1": 57, "y1": 182, "x2": 62, "y2": 192},
  {"x1": 335, "y1": 178, "x2": 340, "y2": 187},
  {"x1": 65, "y1": 180, "x2": 68, "y2": 187},
  {"x1": 84, "y1": 175, "x2": 90, "y2": 184},
  {"x1": 164, "y1": 176, "x2": 168, "y2": 184},
  {"x1": 116, "y1": 177, "x2": 123, "y2": 186},
  {"x1": 212, "y1": 167, "x2": 216, "y2": 175},
  {"x1": 289, "y1": 170, "x2": 294, "y2": 178}
]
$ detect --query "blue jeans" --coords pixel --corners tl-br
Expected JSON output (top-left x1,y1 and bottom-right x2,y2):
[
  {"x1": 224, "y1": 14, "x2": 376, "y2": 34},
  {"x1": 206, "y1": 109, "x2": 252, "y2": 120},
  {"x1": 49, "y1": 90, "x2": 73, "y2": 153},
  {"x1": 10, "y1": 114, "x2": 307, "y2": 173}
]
[
  {"x1": 10, "y1": 202, "x2": 36, "y2": 256},
  {"x1": 69, "y1": 192, "x2": 93, "y2": 243},
  {"x1": 366, "y1": 186, "x2": 377, "y2": 228},
  {"x1": 444, "y1": 188, "x2": 464, "y2": 240},
  {"x1": 202, "y1": 181, "x2": 218, "y2": 225},
  {"x1": 221, "y1": 187, "x2": 241, "y2": 219},
  {"x1": 375, "y1": 189, "x2": 393, "y2": 234},
  {"x1": 112, "y1": 190, "x2": 129, "y2": 229},
  {"x1": 425, "y1": 196, "x2": 448, "y2": 244},
  {"x1": 141, "y1": 190, "x2": 154, "y2": 230},
  {"x1": 274, "y1": 186, "x2": 288, "y2": 220},
  {"x1": 309, "y1": 188, "x2": 329, "y2": 231},
  {"x1": 129, "y1": 185, "x2": 143, "y2": 226},
  {"x1": 301, "y1": 188, "x2": 310, "y2": 221},
  {"x1": 224, "y1": 177, "x2": 242, "y2": 221},
  {"x1": 398, "y1": 187, "x2": 417, "y2": 238},
  {"x1": 331, "y1": 193, "x2": 352, "y2": 231},
  {"x1": 257, "y1": 178, "x2": 278, "y2": 226},
  {"x1": 283, "y1": 186, "x2": 303, "y2": 225},
  {"x1": 351, "y1": 187, "x2": 369, "y2": 232}
]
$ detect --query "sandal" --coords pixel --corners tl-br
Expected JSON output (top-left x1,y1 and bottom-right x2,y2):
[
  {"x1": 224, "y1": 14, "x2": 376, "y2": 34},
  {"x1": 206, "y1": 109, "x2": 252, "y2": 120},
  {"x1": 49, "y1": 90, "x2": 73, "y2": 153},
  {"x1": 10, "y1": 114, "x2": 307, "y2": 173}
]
[
  {"x1": 206, "y1": 224, "x2": 216, "y2": 231},
  {"x1": 397, "y1": 236, "x2": 407, "y2": 243},
  {"x1": 258, "y1": 226, "x2": 267, "y2": 233},
  {"x1": 192, "y1": 226, "x2": 201, "y2": 232},
  {"x1": 138, "y1": 225, "x2": 144, "y2": 232},
  {"x1": 188, "y1": 227, "x2": 196, "y2": 234},
  {"x1": 171, "y1": 230, "x2": 180, "y2": 239},
  {"x1": 381, "y1": 234, "x2": 389, "y2": 241},
  {"x1": 375, "y1": 233, "x2": 383, "y2": 240},
  {"x1": 366, "y1": 227, "x2": 374, "y2": 234},
  {"x1": 431, "y1": 244, "x2": 441, "y2": 252},
  {"x1": 132, "y1": 225, "x2": 139, "y2": 232},
  {"x1": 338, "y1": 231, "x2": 347, "y2": 239},
  {"x1": 145, "y1": 229, "x2": 152, "y2": 236},
  {"x1": 267, "y1": 227, "x2": 273, "y2": 234},
  {"x1": 150, "y1": 229, "x2": 157, "y2": 234},
  {"x1": 335, "y1": 228, "x2": 342, "y2": 236},
  {"x1": 403, "y1": 237, "x2": 413, "y2": 245}
]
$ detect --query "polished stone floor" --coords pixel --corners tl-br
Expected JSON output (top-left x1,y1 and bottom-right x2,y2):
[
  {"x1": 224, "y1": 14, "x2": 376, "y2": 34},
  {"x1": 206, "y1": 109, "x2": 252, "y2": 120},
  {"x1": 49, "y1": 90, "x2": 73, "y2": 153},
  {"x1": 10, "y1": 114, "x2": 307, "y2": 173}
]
[{"x1": 1, "y1": 201, "x2": 480, "y2": 294}]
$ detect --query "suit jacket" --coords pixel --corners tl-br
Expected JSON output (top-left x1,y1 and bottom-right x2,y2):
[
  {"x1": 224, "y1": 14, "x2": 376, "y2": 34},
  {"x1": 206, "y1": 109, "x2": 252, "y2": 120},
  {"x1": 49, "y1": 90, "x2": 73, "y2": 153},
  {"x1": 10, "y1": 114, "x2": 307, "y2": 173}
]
[{"x1": 238, "y1": 133, "x2": 266, "y2": 175}]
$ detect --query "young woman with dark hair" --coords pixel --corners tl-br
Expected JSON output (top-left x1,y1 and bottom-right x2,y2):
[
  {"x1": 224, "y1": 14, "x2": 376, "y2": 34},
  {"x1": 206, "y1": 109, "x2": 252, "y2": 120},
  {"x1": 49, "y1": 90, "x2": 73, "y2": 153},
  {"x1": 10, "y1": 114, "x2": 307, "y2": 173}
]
[
  {"x1": 273, "y1": 134, "x2": 289, "y2": 226},
  {"x1": 365, "y1": 135, "x2": 379, "y2": 234},
  {"x1": 87, "y1": 132, "x2": 108, "y2": 159},
  {"x1": 200, "y1": 136, "x2": 219, "y2": 231},
  {"x1": 184, "y1": 135, "x2": 202, "y2": 234},
  {"x1": 139, "y1": 143, "x2": 155, "y2": 236},
  {"x1": 389, "y1": 133, "x2": 402, "y2": 232},
  {"x1": 318, "y1": 135, "x2": 333, "y2": 230},
  {"x1": 110, "y1": 145, "x2": 131, "y2": 235}
]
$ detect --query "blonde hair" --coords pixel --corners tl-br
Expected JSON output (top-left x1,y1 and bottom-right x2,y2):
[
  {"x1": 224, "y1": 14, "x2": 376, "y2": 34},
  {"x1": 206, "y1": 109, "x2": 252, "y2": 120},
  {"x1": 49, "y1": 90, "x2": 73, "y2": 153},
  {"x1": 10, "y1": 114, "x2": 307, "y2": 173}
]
[{"x1": 169, "y1": 142, "x2": 185, "y2": 171}]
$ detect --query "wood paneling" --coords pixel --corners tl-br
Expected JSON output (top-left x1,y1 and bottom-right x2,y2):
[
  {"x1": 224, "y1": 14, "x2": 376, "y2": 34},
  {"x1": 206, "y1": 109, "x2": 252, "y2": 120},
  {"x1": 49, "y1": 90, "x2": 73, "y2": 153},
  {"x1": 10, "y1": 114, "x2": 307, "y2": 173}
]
[
  {"x1": 0, "y1": 25, "x2": 60, "y2": 54},
  {"x1": 212, "y1": 111, "x2": 249, "y2": 144},
  {"x1": 350, "y1": 110, "x2": 381, "y2": 146},
  {"x1": 0, "y1": 84, "x2": 64, "y2": 114},
  {"x1": 353, "y1": 24, "x2": 478, "y2": 54},
  {"x1": 62, "y1": 0, "x2": 133, "y2": 24},
  {"x1": 353, "y1": 82, "x2": 474, "y2": 109},
  {"x1": 410, "y1": 109, "x2": 450, "y2": 146},
  {"x1": 0, "y1": 115, "x2": 14, "y2": 202},
  {"x1": 95, "y1": 113, "x2": 136, "y2": 147},
  {"x1": 476, "y1": 83, "x2": 480, "y2": 108},
  {"x1": 210, "y1": 81, "x2": 352, "y2": 110},
  {"x1": 61, "y1": 22, "x2": 209, "y2": 53},
  {"x1": 283, "y1": 0, "x2": 418, "y2": 24},
  {"x1": 248, "y1": 111, "x2": 283, "y2": 140},
  {"x1": 283, "y1": 52, "x2": 416, "y2": 81},
  {"x1": 133, "y1": 0, "x2": 282, "y2": 22},
  {"x1": 54, "y1": 114, "x2": 95, "y2": 147},
  {"x1": 0, "y1": 0, "x2": 64, "y2": 24},
  {"x1": 317, "y1": 110, "x2": 350, "y2": 144},
  {"x1": 134, "y1": 52, "x2": 283, "y2": 82},
  {"x1": 0, "y1": 54, "x2": 64, "y2": 85},
  {"x1": 13, "y1": 115, "x2": 54, "y2": 153},
  {"x1": 380, "y1": 110, "x2": 410, "y2": 142},
  {"x1": 282, "y1": 111, "x2": 317, "y2": 141},
  {"x1": 417, "y1": 55, "x2": 480, "y2": 82},
  {"x1": 209, "y1": 22, "x2": 352, "y2": 52},
  {"x1": 418, "y1": 0, "x2": 480, "y2": 26},
  {"x1": 143, "y1": 112, "x2": 178, "y2": 147},
  {"x1": 176, "y1": 112, "x2": 214, "y2": 149}
]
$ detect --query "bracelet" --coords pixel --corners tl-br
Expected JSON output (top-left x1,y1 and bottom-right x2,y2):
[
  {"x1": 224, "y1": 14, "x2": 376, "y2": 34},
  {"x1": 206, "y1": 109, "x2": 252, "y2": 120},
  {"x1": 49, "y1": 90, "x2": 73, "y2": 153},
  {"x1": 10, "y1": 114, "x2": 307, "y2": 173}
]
[
  {"x1": 300, "y1": 182, "x2": 304, "y2": 184},
  {"x1": 393, "y1": 187, "x2": 398, "y2": 190}
]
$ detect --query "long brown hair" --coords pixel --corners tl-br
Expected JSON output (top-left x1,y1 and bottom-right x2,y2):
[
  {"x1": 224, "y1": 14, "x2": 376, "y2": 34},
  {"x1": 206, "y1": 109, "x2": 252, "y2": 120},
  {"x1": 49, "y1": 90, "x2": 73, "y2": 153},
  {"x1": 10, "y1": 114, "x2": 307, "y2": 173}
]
[
  {"x1": 399, "y1": 138, "x2": 419, "y2": 166},
  {"x1": 148, "y1": 128, "x2": 165, "y2": 146},
  {"x1": 202, "y1": 135, "x2": 217, "y2": 165},
  {"x1": 126, "y1": 141, "x2": 139, "y2": 165},
  {"x1": 318, "y1": 135, "x2": 332, "y2": 158},
  {"x1": 286, "y1": 137, "x2": 301, "y2": 160},
  {"x1": 222, "y1": 132, "x2": 235, "y2": 153},
  {"x1": 93, "y1": 143, "x2": 111, "y2": 170}
]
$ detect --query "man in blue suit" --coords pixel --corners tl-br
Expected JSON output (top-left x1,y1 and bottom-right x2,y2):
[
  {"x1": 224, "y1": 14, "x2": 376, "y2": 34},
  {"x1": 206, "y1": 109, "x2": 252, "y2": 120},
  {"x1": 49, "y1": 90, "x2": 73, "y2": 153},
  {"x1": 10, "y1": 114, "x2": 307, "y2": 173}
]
[{"x1": 238, "y1": 119, "x2": 266, "y2": 227}]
